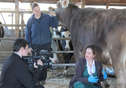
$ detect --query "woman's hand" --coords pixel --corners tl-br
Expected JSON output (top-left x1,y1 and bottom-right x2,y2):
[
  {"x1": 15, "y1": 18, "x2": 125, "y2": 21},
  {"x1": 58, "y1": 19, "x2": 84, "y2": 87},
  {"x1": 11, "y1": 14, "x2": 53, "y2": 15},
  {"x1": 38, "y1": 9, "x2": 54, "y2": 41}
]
[
  {"x1": 103, "y1": 69, "x2": 107, "y2": 79},
  {"x1": 88, "y1": 75, "x2": 99, "y2": 83}
]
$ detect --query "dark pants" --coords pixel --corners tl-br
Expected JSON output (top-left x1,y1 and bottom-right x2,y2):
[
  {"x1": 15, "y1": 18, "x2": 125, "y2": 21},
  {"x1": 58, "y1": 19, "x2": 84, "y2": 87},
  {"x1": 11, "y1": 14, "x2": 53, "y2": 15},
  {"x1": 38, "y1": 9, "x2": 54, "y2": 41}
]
[
  {"x1": 31, "y1": 43, "x2": 51, "y2": 81},
  {"x1": 34, "y1": 85, "x2": 45, "y2": 88}
]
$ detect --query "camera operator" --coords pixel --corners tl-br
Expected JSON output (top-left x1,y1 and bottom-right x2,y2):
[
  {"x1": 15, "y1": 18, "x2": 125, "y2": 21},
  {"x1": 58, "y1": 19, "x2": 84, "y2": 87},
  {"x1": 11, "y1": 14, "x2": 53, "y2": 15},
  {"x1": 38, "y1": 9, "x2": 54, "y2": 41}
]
[{"x1": 0, "y1": 38, "x2": 44, "y2": 88}]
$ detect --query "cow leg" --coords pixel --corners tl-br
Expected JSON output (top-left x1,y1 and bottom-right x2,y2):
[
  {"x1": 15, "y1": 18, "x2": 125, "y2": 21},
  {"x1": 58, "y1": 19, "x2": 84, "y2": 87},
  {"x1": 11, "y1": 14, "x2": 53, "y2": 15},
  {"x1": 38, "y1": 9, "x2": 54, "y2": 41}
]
[
  {"x1": 101, "y1": 65, "x2": 110, "y2": 88},
  {"x1": 50, "y1": 40, "x2": 59, "y2": 63},
  {"x1": 63, "y1": 53, "x2": 73, "y2": 75},
  {"x1": 113, "y1": 63, "x2": 125, "y2": 88},
  {"x1": 110, "y1": 56, "x2": 125, "y2": 88}
]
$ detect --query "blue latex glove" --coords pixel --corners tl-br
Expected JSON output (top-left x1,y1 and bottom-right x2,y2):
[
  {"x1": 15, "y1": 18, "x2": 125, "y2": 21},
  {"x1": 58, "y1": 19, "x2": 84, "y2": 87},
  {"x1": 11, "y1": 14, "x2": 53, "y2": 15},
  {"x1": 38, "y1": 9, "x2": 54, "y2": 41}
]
[
  {"x1": 103, "y1": 69, "x2": 107, "y2": 79},
  {"x1": 88, "y1": 75, "x2": 99, "y2": 83}
]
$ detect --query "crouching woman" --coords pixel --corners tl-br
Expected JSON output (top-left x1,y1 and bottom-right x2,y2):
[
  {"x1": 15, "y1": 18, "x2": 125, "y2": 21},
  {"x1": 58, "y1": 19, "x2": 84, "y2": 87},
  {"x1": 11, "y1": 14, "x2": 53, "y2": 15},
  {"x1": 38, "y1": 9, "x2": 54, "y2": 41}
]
[{"x1": 69, "y1": 45, "x2": 107, "y2": 88}]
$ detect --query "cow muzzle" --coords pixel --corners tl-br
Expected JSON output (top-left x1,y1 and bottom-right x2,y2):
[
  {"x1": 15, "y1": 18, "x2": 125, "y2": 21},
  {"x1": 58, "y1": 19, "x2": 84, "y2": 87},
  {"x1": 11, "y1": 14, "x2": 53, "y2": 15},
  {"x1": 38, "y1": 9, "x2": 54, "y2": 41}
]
[{"x1": 64, "y1": 47, "x2": 70, "y2": 51}]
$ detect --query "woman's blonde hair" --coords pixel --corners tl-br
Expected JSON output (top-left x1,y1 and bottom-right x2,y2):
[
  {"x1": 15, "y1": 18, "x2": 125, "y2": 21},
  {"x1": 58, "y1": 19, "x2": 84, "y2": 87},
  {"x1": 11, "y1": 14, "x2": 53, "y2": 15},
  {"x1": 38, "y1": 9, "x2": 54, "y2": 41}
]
[{"x1": 83, "y1": 45, "x2": 102, "y2": 62}]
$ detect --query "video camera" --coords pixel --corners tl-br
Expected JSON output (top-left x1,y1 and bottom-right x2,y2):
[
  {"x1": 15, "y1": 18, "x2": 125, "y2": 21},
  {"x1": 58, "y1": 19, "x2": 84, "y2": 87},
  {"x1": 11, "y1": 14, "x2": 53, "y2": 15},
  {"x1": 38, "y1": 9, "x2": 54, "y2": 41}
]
[{"x1": 22, "y1": 49, "x2": 52, "y2": 71}]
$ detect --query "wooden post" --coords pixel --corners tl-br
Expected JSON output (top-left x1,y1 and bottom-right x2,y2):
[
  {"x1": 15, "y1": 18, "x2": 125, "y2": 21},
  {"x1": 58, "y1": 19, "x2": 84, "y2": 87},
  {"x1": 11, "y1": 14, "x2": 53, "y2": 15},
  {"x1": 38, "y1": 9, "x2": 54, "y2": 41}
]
[
  {"x1": 106, "y1": 3, "x2": 109, "y2": 9},
  {"x1": 21, "y1": 13, "x2": 24, "y2": 37},
  {"x1": 15, "y1": 0, "x2": 19, "y2": 37},
  {"x1": 81, "y1": 0, "x2": 85, "y2": 8},
  {"x1": 12, "y1": 13, "x2": 13, "y2": 37}
]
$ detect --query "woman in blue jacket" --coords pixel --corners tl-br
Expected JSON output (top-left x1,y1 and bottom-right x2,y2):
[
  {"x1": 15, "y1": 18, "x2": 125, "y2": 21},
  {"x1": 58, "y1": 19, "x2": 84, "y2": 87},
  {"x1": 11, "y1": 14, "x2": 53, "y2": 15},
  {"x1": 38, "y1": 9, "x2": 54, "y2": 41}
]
[{"x1": 25, "y1": 3, "x2": 58, "y2": 82}]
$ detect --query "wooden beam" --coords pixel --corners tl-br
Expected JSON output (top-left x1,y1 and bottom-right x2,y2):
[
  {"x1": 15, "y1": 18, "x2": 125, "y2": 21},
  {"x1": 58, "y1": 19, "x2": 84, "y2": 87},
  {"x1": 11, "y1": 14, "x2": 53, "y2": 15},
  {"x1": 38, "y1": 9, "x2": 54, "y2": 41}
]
[
  {"x1": 0, "y1": 0, "x2": 126, "y2": 4},
  {"x1": 108, "y1": 3, "x2": 126, "y2": 6},
  {"x1": 0, "y1": 11, "x2": 49, "y2": 14},
  {"x1": 81, "y1": 0, "x2": 85, "y2": 8},
  {"x1": 0, "y1": 24, "x2": 26, "y2": 26}
]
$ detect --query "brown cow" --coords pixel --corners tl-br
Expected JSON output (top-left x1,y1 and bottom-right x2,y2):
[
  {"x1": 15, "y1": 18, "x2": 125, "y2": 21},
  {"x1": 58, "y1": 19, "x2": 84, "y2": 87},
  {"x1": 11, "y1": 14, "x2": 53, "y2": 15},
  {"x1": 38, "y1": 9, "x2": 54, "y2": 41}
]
[{"x1": 54, "y1": 0, "x2": 126, "y2": 88}]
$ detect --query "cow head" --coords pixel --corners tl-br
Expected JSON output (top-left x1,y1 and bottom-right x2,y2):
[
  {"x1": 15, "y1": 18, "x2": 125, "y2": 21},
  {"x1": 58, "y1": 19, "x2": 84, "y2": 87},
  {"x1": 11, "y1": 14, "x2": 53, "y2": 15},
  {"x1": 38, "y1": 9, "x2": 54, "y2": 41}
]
[
  {"x1": 55, "y1": 0, "x2": 70, "y2": 27},
  {"x1": 56, "y1": 0, "x2": 80, "y2": 31},
  {"x1": 60, "y1": 26, "x2": 71, "y2": 51},
  {"x1": 49, "y1": 0, "x2": 80, "y2": 30},
  {"x1": 55, "y1": 26, "x2": 71, "y2": 51}
]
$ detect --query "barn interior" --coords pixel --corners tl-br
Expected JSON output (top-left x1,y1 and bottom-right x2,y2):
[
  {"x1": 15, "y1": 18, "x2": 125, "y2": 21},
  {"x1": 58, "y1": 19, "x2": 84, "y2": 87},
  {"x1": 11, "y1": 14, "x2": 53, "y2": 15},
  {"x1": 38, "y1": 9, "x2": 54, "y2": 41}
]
[{"x1": 0, "y1": 0, "x2": 125, "y2": 88}]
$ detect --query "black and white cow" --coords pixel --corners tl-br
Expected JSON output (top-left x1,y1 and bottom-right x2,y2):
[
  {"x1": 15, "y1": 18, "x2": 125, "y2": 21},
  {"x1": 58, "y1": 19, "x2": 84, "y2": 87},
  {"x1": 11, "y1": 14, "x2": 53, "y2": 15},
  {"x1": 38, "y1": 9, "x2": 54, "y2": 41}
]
[
  {"x1": 50, "y1": 26, "x2": 74, "y2": 75},
  {"x1": 57, "y1": 26, "x2": 74, "y2": 74}
]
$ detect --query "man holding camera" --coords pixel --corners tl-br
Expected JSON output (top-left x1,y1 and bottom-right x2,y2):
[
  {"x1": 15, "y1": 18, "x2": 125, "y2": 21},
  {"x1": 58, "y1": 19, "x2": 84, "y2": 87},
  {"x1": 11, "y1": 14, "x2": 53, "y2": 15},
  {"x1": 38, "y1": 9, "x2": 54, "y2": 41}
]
[{"x1": 0, "y1": 38, "x2": 44, "y2": 88}]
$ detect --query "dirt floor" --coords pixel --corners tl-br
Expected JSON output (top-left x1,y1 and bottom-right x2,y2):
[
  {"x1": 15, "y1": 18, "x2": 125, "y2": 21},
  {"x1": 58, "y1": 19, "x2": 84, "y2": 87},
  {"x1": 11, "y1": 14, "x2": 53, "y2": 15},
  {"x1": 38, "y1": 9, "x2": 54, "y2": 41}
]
[
  {"x1": 42, "y1": 67, "x2": 117, "y2": 88},
  {"x1": 43, "y1": 67, "x2": 74, "y2": 88}
]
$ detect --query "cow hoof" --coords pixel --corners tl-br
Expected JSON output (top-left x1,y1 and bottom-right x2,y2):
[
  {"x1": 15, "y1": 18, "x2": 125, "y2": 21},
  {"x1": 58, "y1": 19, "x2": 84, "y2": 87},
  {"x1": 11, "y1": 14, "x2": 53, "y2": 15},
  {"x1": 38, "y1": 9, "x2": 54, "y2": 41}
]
[
  {"x1": 63, "y1": 70, "x2": 68, "y2": 75},
  {"x1": 54, "y1": 59, "x2": 59, "y2": 63},
  {"x1": 101, "y1": 81, "x2": 110, "y2": 88}
]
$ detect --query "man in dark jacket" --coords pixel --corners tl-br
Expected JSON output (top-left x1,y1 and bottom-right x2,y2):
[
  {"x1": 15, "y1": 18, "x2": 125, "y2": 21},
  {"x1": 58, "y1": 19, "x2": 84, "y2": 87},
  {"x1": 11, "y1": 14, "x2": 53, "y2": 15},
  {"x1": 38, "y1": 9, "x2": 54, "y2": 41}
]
[{"x1": 0, "y1": 38, "x2": 44, "y2": 88}]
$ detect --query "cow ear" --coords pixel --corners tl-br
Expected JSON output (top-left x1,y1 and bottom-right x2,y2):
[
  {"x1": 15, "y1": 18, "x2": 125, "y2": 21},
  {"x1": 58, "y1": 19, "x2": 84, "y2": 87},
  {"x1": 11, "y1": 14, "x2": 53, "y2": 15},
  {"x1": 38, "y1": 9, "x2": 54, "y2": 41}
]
[{"x1": 61, "y1": 0, "x2": 69, "y2": 8}]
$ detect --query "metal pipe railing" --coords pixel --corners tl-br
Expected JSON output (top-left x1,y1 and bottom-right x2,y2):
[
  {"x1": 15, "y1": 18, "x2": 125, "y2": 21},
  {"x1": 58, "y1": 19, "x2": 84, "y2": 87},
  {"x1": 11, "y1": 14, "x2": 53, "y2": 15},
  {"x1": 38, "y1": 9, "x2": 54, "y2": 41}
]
[
  {"x1": 0, "y1": 37, "x2": 71, "y2": 40},
  {"x1": 52, "y1": 63, "x2": 75, "y2": 67},
  {"x1": 0, "y1": 51, "x2": 74, "y2": 53}
]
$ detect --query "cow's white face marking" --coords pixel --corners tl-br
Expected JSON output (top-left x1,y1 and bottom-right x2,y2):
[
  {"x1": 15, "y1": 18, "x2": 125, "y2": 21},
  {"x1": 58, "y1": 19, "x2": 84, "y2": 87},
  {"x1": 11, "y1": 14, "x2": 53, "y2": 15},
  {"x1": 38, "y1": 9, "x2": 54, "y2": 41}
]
[
  {"x1": 53, "y1": 31, "x2": 60, "y2": 38},
  {"x1": 61, "y1": 31, "x2": 71, "y2": 50}
]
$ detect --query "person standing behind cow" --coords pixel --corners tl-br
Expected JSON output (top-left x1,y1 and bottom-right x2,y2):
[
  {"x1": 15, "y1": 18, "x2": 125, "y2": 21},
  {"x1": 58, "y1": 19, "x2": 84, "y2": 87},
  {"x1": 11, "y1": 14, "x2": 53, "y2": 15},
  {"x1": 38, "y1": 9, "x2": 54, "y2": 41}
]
[
  {"x1": 25, "y1": 3, "x2": 58, "y2": 82},
  {"x1": 69, "y1": 45, "x2": 107, "y2": 88},
  {"x1": 0, "y1": 38, "x2": 44, "y2": 88}
]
